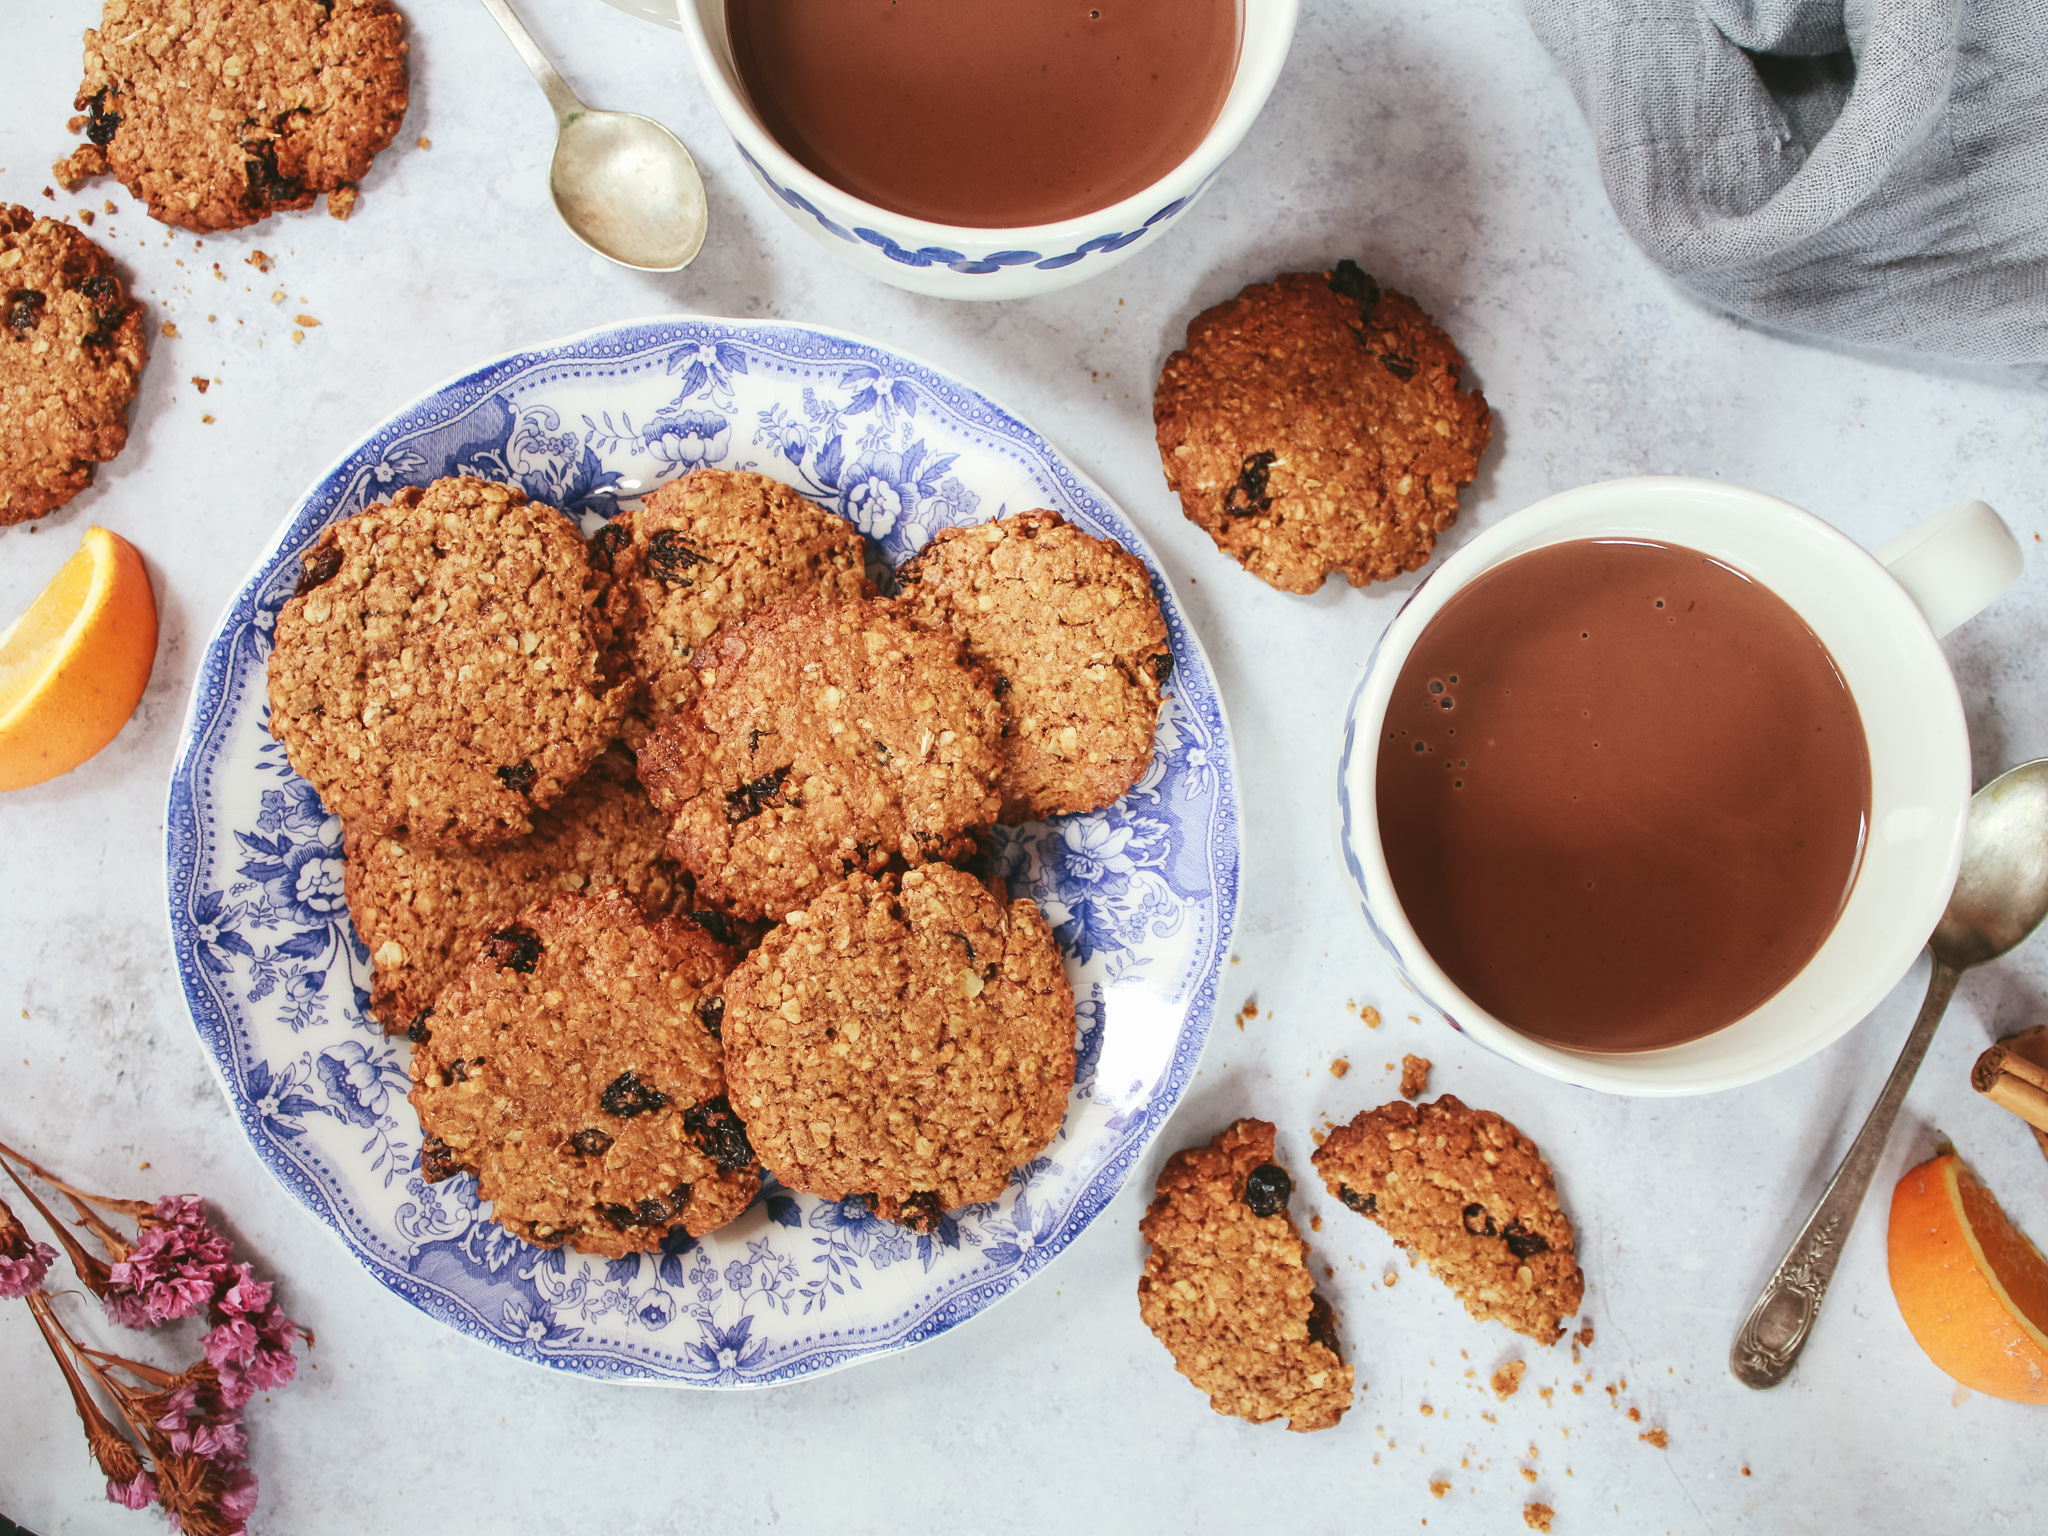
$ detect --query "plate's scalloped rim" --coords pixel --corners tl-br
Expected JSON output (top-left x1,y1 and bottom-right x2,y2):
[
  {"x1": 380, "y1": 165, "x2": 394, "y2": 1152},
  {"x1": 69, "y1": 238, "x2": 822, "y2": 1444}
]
[{"x1": 163, "y1": 315, "x2": 1242, "y2": 1388}]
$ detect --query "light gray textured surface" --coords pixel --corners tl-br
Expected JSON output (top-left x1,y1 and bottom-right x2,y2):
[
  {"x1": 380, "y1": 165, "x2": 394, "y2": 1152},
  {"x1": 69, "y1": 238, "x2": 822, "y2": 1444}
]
[{"x1": 2, "y1": 2, "x2": 2046, "y2": 1532}]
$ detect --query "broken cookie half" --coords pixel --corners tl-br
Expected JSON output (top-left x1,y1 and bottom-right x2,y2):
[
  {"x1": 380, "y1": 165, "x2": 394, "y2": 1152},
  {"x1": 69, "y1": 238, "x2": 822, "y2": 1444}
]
[
  {"x1": 1313, "y1": 1094, "x2": 1583, "y2": 1344},
  {"x1": 1138, "y1": 1117, "x2": 1354, "y2": 1432}
]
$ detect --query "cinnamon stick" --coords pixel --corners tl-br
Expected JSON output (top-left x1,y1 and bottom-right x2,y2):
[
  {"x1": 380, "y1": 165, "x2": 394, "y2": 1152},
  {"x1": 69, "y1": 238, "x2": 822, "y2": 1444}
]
[{"x1": 1972, "y1": 1044, "x2": 2048, "y2": 1131}]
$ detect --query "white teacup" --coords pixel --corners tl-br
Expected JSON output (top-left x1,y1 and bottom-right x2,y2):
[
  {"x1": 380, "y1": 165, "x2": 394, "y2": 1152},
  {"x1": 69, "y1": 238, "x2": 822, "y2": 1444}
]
[
  {"x1": 1335, "y1": 477, "x2": 2024, "y2": 1096},
  {"x1": 672, "y1": 0, "x2": 1300, "y2": 300}
]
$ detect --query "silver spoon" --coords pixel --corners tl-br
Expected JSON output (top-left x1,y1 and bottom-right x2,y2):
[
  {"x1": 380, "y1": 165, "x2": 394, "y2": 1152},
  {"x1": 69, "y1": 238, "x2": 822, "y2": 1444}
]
[
  {"x1": 1731, "y1": 757, "x2": 2048, "y2": 1388},
  {"x1": 478, "y1": 0, "x2": 707, "y2": 272}
]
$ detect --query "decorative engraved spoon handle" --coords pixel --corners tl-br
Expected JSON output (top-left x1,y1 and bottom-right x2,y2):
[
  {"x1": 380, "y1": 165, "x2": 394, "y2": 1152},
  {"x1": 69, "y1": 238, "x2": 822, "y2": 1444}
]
[{"x1": 1730, "y1": 958, "x2": 1960, "y2": 1389}]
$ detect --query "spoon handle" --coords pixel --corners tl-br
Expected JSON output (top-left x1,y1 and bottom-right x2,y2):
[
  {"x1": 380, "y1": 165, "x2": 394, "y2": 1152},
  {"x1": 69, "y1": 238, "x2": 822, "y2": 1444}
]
[
  {"x1": 478, "y1": 0, "x2": 586, "y2": 124},
  {"x1": 1729, "y1": 957, "x2": 1961, "y2": 1389}
]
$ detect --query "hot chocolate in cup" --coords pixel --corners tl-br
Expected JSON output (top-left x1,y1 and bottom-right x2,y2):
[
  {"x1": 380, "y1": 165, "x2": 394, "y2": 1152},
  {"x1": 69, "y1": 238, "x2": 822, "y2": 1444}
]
[
  {"x1": 1336, "y1": 477, "x2": 2024, "y2": 1097},
  {"x1": 675, "y1": 0, "x2": 1299, "y2": 300}
]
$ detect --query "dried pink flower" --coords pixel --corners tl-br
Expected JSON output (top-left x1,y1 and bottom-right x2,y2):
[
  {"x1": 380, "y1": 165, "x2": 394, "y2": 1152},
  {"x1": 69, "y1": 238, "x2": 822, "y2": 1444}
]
[
  {"x1": 104, "y1": 1201, "x2": 235, "y2": 1329},
  {"x1": 218, "y1": 1467, "x2": 259, "y2": 1526},
  {"x1": 108, "y1": 1469, "x2": 159, "y2": 1510},
  {"x1": 156, "y1": 1382, "x2": 249, "y2": 1462},
  {"x1": 2, "y1": 1150, "x2": 300, "y2": 1536},
  {"x1": 1, "y1": 1235, "x2": 56, "y2": 1299},
  {"x1": 205, "y1": 1301, "x2": 299, "y2": 1408}
]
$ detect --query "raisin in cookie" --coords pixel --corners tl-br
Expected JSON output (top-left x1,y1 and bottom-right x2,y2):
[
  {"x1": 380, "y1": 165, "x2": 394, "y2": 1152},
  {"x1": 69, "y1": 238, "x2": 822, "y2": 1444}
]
[
  {"x1": 637, "y1": 597, "x2": 1002, "y2": 920},
  {"x1": 55, "y1": 0, "x2": 408, "y2": 232},
  {"x1": 594, "y1": 469, "x2": 872, "y2": 737},
  {"x1": 721, "y1": 867, "x2": 1074, "y2": 1227},
  {"x1": 409, "y1": 889, "x2": 756, "y2": 1255},
  {"x1": 897, "y1": 509, "x2": 1170, "y2": 823},
  {"x1": 1312, "y1": 1095, "x2": 1583, "y2": 1343},
  {"x1": 267, "y1": 476, "x2": 625, "y2": 848},
  {"x1": 1139, "y1": 1118, "x2": 1353, "y2": 1432},
  {"x1": 1154, "y1": 261, "x2": 1491, "y2": 595},
  {"x1": 0, "y1": 206, "x2": 147, "y2": 525},
  {"x1": 346, "y1": 745, "x2": 683, "y2": 1034}
]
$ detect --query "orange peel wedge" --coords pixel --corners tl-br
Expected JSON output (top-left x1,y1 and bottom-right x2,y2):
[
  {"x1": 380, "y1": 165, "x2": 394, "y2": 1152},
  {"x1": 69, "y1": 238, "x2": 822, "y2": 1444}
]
[
  {"x1": 1888, "y1": 1150, "x2": 2048, "y2": 1403},
  {"x1": 0, "y1": 525, "x2": 158, "y2": 791}
]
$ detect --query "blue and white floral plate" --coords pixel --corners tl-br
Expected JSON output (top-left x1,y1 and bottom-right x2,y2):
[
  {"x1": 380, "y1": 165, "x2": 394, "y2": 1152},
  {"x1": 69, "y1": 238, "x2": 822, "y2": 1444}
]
[{"x1": 165, "y1": 317, "x2": 1241, "y2": 1386}]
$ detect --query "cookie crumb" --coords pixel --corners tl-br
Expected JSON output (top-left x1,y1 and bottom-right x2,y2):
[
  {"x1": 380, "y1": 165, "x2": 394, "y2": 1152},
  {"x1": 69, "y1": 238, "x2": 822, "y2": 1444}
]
[
  {"x1": 1383, "y1": 1270, "x2": 1397, "y2": 1287},
  {"x1": 78, "y1": 209, "x2": 95, "y2": 226},
  {"x1": 328, "y1": 186, "x2": 359, "y2": 221},
  {"x1": 247, "y1": 251, "x2": 272, "y2": 271},
  {"x1": 1627, "y1": 1407, "x2": 1640, "y2": 1422},
  {"x1": 1491, "y1": 1360, "x2": 1526, "y2": 1400},
  {"x1": 295, "y1": 314, "x2": 321, "y2": 327},
  {"x1": 104, "y1": 200, "x2": 118, "y2": 214},
  {"x1": 1741, "y1": 1466, "x2": 1751, "y2": 1477},
  {"x1": 1420, "y1": 1402, "x2": 1434, "y2": 1417},
  {"x1": 137, "y1": 1161, "x2": 151, "y2": 1170},
  {"x1": 1521, "y1": 1467, "x2": 1538, "y2": 1483},
  {"x1": 42, "y1": 186, "x2": 54, "y2": 200},
  {"x1": 1330, "y1": 1056, "x2": 1350, "y2": 1077},
  {"x1": 417, "y1": 136, "x2": 432, "y2": 149},
  {"x1": 1429, "y1": 1479, "x2": 1450, "y2": 1499},
  {"x1": 191, "y1": 377, "x2": 209, "y2": 393},
  {"x1": 270, "y1": 291, "x2": 285, "y2": 304},
  {"x1": 1523, "y1": 1503, "x2": 1554, "y2": 1532},
  {"x1": 200, "y1": 414, "x2": 214, "y2": 423},
  {"x1": 1362, "y1": 1005, "x2": 1382, "y2": 1028},
  {"x1": 1311, "y1": 1213, "x2": 1322, "y2": 1231},
  {"x1": 1399, "y1": 1054, "x2": 1431, "y2": 1098},
  {"x1": 161, "y1": 321, "x2": 178, "y2": 337},
  {"x1": 291, "y1": 330, "x2": 305, "y2": 343},
  {"x1": 1639, "y1": 1428, "x2": 1668, "y2": 1449},
  {"x1": 1539, "y1": 1386, "x2": 1554, "y2": 1403},
  {"x1": 1576, "y1": 1322, "x2": 1594, "y2": 1347}
]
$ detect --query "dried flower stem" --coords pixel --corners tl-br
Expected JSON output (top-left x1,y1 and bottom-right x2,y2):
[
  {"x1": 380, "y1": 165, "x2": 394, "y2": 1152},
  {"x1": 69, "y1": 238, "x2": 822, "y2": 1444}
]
[
  {"x1": 0, "y1": 1137, "x2": 155, "y2": 1217},
  {"x1": 24, "y1": 1292, "x2": 151, "y2": 1480},
  {"x1": 2, "y1": 1157, "x2": 113, "y2": 1294},
  {"x1": 75, "y1": 1340, "x2": 184, "y2": 1388}
]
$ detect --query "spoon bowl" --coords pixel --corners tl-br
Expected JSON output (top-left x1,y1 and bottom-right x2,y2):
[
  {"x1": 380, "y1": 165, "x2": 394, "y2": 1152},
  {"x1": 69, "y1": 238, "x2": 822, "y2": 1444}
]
[
  {"x1": 551, "y1": 110, "x2": 708, "y2": 272},
  {"x1": 1934, "y1": 759, "x2": 2048, "y2": 969}
]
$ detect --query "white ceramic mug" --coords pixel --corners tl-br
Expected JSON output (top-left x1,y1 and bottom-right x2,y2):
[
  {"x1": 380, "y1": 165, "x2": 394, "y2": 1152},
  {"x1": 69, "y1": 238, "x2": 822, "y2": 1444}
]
[
  {"x1": 672, "y1": 0, "x2": 1300, "y2": 300},
  {"x1": 1335, "y1": 477, "x2": 2024, "y2": 1096}
]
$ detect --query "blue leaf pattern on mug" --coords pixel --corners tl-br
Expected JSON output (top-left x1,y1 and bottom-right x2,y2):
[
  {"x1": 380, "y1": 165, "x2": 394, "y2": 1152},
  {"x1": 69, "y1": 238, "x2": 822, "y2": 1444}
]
[{"x1": 166, "y1": 320, "x2": 1238, "y2": 1384}]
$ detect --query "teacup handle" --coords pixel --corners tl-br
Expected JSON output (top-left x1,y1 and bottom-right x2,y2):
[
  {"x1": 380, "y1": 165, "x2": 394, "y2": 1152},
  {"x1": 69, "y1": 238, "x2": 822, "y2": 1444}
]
[{"x1": 1876, "y1": 500, "x2": 2024, "y2": 639}]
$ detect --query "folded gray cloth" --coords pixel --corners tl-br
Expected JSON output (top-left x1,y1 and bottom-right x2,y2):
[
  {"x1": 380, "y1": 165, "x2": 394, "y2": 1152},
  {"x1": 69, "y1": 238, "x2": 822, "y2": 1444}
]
[{"x1": 1525, "y1": 0, "x2": 2048, "y2": 365}]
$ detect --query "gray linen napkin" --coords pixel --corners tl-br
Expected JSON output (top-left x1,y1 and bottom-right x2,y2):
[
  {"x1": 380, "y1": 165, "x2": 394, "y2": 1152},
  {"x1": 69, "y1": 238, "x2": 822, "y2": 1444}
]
[{"x1": 1524, "y1": 0, "x2": 2048, "y2": 366}]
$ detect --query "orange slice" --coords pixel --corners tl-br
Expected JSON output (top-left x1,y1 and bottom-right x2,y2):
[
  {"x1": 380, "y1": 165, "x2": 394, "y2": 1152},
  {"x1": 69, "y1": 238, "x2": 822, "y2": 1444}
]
[
  {"x1": 1888, "y1": 1150, "x2": 2048, "y2": 1402},
  {"x1": 0, "y1": 526, "x2": 158, "y2": 791}
]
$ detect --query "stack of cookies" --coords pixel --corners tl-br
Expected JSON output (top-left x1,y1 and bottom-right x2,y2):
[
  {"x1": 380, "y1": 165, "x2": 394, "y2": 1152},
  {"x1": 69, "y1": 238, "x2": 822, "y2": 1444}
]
[{"x1": 266, "y1": 467, "x2": 1173, "y2": 1254}]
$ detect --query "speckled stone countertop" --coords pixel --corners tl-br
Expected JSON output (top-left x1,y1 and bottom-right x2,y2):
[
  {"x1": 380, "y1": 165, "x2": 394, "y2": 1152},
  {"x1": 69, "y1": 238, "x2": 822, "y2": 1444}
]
[{"x1": 3, "y1": 2, "x2": 2045, "y2": 1532}]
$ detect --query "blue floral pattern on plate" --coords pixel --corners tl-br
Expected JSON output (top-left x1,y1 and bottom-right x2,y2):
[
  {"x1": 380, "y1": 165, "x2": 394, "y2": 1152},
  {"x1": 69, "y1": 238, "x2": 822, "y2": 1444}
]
[{"x1": 165, "y1": 317, "x2": 1241, "y2": 1387}]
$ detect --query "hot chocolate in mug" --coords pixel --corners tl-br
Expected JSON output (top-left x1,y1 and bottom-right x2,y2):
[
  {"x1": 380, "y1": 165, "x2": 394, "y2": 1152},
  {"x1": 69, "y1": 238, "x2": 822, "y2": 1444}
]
[{"x1": 1336, "y1": 477, "x2": 2024, "y2": 1096}]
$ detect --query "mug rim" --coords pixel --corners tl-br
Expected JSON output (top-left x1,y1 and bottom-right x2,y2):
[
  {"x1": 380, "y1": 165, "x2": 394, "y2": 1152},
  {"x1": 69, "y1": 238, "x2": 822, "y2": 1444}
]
[
  {"x1": 1336, "y1": 475, "x2": 1972, "y2": 1096},
  {"x1": 676, "y1": 0, "x2": 1301, "y2": 247}
]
